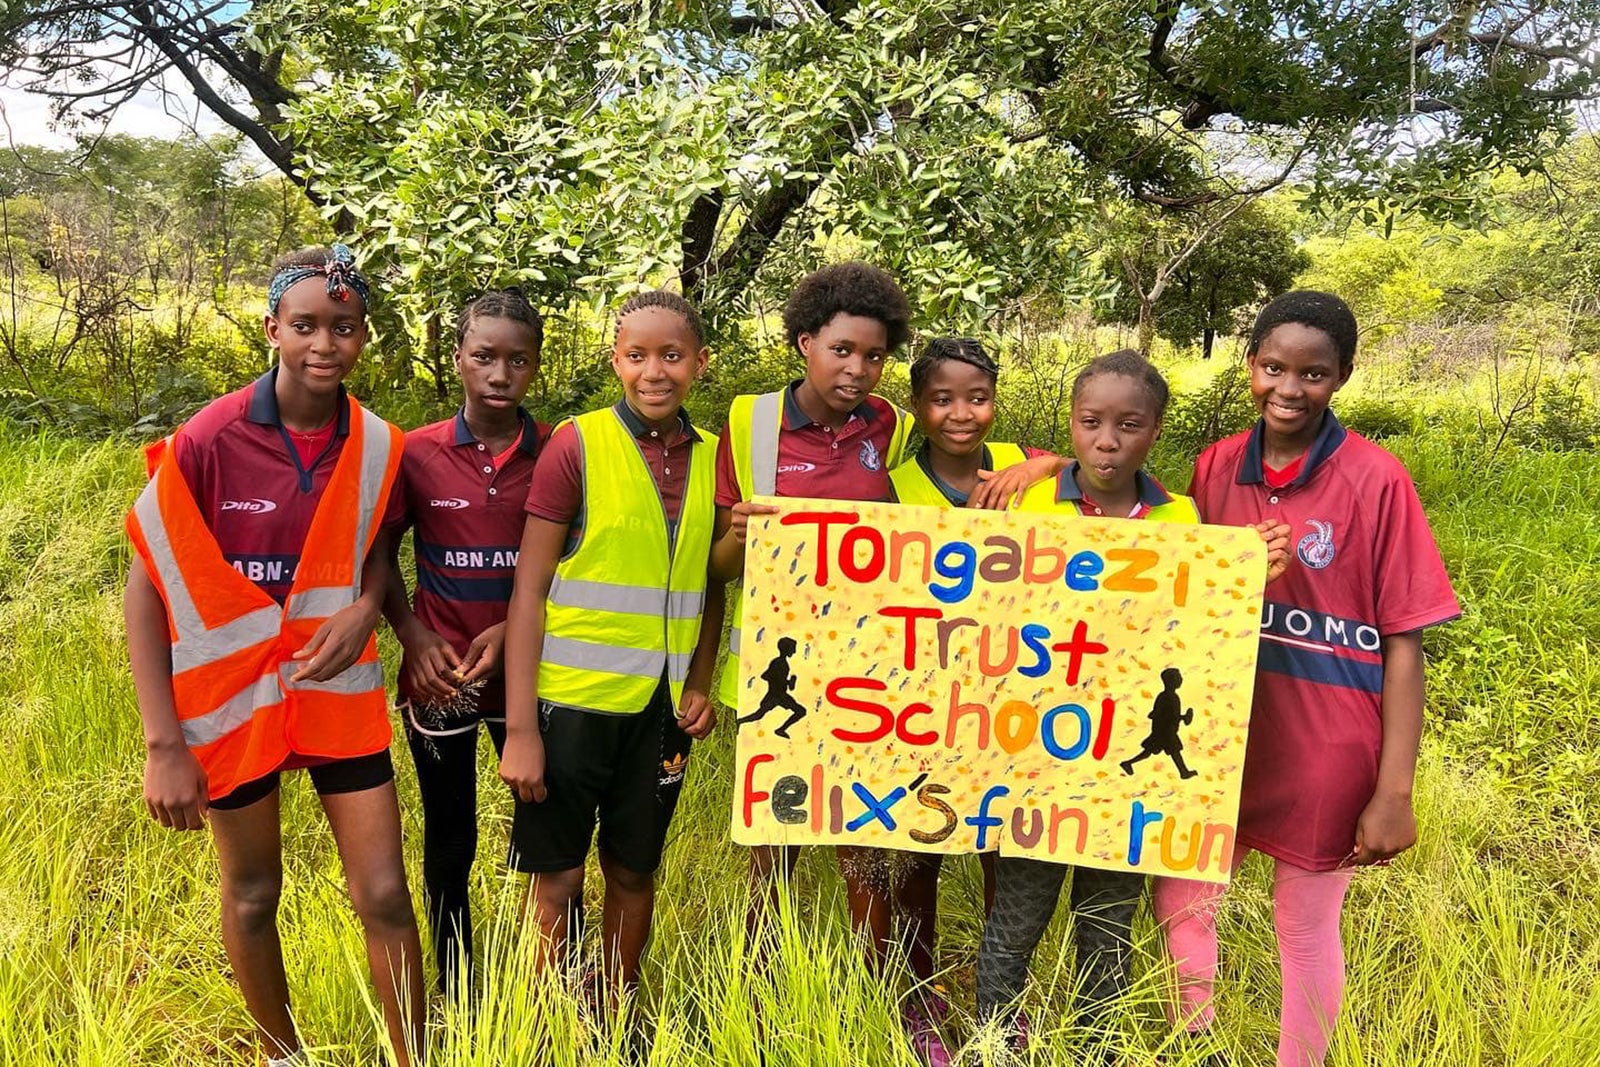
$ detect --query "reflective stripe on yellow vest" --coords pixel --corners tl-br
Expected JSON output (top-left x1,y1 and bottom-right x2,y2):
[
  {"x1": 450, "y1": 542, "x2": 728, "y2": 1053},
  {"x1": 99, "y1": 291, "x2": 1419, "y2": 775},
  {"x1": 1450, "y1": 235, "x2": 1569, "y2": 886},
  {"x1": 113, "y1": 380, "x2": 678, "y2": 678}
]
[
  {"x1": 719, "y1": 390, "x2": 911, "y2": 708},
  {"x1": 888, "y1": 442, "x2": 1028, "y2": 507},
  {"x1": 124, "y1": 397, "x2": 402, "y2": 800},
  {"x1": 538, "y1": 407, "x2": 715, "y2": 714},
  {"x1": 1014, "y1": 471, "x2": 1201, "y2": 524}
]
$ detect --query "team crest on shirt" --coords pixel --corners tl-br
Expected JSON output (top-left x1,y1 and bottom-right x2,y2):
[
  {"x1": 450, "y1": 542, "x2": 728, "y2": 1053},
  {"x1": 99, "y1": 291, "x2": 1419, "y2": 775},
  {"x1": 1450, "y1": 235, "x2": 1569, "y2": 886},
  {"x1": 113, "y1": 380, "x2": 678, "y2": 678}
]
[
  {"x1": 858, "y1": 438, "x2": 881, "y2": 472},
  {"x1": 1297, "y1": 519, "x2": 1337, "y2": 569}
]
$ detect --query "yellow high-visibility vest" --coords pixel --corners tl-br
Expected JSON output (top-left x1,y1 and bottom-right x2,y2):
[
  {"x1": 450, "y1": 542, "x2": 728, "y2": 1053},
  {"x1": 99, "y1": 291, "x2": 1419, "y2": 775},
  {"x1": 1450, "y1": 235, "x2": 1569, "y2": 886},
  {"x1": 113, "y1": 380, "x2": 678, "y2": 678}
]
[
  {"x1": 719, "y1": 389, "x2": 911, "y2": 708},
  {"x1": 539, "y1": 407, "x2": 715, "y2": 713},
  {"x1": 1014, "y1": 467, "x2": 1201, "y2": 524},
  {"x1": 888, "y1": 442, "x2": 1028, "y2": 506}
]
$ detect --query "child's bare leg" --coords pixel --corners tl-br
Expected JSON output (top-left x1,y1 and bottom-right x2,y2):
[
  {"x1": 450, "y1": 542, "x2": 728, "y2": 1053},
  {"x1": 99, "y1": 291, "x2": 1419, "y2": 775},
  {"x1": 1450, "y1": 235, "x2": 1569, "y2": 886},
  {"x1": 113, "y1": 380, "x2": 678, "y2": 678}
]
[
  {"x1": 523, "y1": 866, "x2": 585, "y2": 972},
  {"x1": 210, "y1": 791, "x2": 298, "y2": 1058},
  {"x1": 597, "y1": 850, "x2": 655, "y2": 1000},
  {"x1": 895, "y1": 852, "x2": 944, "y2": 985},
  {"x1": 322, "y1": 783, "x2": 425, "y2": 1067},
  {"x1": 836, "y1": 846, "x2": 893, "y2": 973},
  {"x1": 746, "y1": 843, "x2": 801, "y2": 939}
]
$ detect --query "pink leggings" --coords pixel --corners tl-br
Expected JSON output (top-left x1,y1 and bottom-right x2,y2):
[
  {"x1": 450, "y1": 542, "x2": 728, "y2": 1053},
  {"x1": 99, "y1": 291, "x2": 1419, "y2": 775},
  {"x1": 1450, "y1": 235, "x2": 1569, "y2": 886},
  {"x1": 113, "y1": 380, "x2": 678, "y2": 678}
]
[{"x1": 1152, "y1": 850, "x2": 1355, "y2": 1067}]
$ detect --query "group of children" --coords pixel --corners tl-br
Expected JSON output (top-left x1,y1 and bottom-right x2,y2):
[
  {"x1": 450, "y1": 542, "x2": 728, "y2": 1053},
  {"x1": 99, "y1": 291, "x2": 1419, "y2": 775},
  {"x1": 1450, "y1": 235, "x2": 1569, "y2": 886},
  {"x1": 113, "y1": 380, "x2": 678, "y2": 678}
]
[{"x1": 124, "y1": 246, "x2": 1459, "y2": 1067}]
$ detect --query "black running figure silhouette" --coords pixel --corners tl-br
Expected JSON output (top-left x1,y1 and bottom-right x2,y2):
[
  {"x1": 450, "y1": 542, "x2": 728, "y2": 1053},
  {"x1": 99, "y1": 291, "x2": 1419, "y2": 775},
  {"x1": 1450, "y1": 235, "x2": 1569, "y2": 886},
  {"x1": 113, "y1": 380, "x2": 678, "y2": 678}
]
[
  {"x1": 1120, "y1": 667, "x2": 1199, "y2": 779},
  {"x1": 737, "y1": 637, "x2": 808, "y2": 738}
]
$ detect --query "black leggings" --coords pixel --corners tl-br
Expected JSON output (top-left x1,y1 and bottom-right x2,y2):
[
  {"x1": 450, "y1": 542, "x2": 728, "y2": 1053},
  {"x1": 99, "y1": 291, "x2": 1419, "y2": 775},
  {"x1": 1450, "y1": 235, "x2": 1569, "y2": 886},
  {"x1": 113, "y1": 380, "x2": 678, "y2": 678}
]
[
  {"x1": 977, "y1": 856, "x2": 1147, "y2": 1026},
  {"x1": 404, "y1": 709, "x2": 506, "y2": 996}
]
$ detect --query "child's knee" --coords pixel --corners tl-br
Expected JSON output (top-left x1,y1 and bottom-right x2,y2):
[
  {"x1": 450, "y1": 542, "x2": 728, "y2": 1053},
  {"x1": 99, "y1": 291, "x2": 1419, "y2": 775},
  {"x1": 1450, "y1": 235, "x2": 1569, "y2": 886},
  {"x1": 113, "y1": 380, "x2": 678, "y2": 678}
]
[
  {"x1": 600, "y1": 854, "x2": 653, "y2": 895},
  {"x1": 349, "y1": 870, "x2": 417, "y2": 934},
  {"x1": 222, "y1": 874, "x2": 283, "y2": 933},
  {"x1": 531, "y1": 866, "x2": 586, "y2": 908}
]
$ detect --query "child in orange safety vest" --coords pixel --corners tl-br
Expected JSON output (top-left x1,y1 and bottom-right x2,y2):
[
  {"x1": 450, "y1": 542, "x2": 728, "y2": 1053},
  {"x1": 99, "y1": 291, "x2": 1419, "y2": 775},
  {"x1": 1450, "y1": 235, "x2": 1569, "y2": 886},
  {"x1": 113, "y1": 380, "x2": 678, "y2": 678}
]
[{"x1": 123, "y1": 245, "x2": 424, "y2": 1067}]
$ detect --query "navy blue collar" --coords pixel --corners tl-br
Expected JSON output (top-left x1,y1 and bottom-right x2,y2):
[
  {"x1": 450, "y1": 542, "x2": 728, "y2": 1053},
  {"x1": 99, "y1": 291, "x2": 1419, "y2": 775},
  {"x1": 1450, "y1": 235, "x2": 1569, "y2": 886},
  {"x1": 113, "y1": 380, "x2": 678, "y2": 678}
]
[
  {"x1": 1237, "y1": 410, "x2": 1348, "y2": 486},
  {"x1": 914, "y1": 441, "x2": 997, "y2": 507},
  {"x1": 452, "y1": 407, "x2": 541, "y2": 455},
  {"x1": 782, "y1": 379, "x2": 878, "y2": 430},
  {"x1": 1056, "y1": 461, "x2": 1173, "y2": 507},
  {"x1": 612, "y1": 399, "x2": 701, "y2": 443},
  {"x1": 247, "y1": 367, "x2": 350, "y2": 435}
]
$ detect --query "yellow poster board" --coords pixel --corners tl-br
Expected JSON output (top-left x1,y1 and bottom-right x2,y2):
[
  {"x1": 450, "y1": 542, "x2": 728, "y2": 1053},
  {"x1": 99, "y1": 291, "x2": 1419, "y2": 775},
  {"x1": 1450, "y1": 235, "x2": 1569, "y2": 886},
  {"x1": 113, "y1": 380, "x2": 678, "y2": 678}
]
[{"x1": 729, "y1": 497, "x2": 1266, "y2": 883}]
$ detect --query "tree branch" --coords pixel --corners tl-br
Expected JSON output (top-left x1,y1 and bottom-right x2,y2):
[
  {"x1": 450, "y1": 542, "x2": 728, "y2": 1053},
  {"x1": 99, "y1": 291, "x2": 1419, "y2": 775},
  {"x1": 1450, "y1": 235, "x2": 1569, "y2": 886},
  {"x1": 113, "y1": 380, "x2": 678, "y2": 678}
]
[
  {"x1": 678, "y1": 189, "x2": 725, "y2": 299},
  {"x1": 121, "y1": 3, "x2": 300, "y2": 182}
]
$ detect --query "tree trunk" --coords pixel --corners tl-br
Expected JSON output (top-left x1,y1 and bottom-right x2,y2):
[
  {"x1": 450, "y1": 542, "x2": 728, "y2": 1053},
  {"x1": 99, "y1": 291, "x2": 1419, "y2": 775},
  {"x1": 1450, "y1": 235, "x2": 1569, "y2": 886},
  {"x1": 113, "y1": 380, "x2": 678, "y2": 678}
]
[
  {"x1": 1137, "y1": 299, "x2": 1155, "y2": 355},
  {"x1": 426, "y1": 316, "x2": 448, "y2": 401},
  {"x1": 1202, "y1": 326, "x2": 1215, "y2": 360}
]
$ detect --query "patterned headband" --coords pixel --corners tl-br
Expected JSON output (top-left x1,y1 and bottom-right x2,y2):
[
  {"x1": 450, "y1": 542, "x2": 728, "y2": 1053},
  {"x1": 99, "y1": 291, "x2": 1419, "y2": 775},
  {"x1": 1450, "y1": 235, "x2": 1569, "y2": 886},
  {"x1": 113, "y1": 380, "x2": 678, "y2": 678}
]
[{"x1": 266, "y1": 243, "x2": 372, "y2": 316}]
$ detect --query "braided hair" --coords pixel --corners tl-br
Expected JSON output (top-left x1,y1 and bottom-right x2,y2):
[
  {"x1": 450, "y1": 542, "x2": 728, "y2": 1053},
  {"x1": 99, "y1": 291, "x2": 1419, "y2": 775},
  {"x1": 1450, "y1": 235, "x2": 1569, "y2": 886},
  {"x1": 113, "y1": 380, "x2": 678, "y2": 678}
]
[
  {"x1": 455, "y1": 287, "x2": 544, "y2": 351},
  {"x1": 614, "y1": 290, "x2": 705, "y2": 347},
  {"x1": 1072, "y1": 348, "x2": 1171, "y2": 418},
  {"x1": 910, "y1": 337, "x2": 1000, "y2": 396}
]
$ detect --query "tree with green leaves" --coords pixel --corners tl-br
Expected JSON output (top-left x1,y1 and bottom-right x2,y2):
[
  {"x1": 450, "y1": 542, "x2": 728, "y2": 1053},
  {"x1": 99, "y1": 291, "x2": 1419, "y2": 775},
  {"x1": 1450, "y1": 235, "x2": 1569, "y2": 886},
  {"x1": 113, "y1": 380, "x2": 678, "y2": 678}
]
[
  {"x1": 5, "y1": 1, "x2": 1598, "y2": 365},
  {"x1": 1100, "y1": 200, "x2": 1311, "y2": 357}
]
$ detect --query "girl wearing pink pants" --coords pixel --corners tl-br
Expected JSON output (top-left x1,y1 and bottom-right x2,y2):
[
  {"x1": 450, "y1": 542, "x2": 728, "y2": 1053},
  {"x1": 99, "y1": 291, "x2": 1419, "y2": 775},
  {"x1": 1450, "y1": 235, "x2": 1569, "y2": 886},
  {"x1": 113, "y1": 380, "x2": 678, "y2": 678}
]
[{"x1": 1156, "y1": 292, "x2": 1459, "y2": 1067}]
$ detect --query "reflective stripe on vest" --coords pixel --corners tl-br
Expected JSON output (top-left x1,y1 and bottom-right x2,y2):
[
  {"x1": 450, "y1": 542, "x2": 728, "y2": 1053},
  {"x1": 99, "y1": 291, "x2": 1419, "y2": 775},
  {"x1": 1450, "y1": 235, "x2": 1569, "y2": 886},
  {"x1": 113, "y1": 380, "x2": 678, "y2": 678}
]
[
  {"x1": 547, "y1": 577, "x2": 705, "y2": 620},
  {"x1": 125, "y1": 395, "x2": 402, "y2": 798},
  {"x1": 888, "y1": 442, "x2": 1028, "y2": 507},
  {"x1": 537, "y1": 407, "x2": 715, "y2": 714},
  {"x1": 719, "y1": 392, "x2": 911, "y2": 708}
]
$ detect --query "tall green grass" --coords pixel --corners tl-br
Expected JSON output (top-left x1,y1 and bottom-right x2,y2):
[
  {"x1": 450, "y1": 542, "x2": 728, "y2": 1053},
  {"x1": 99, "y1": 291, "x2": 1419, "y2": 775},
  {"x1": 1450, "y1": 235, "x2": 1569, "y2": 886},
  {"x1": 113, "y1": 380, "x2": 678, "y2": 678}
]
[{"x1": 1, "y1": 429, "x2": 1595, "y2": 1066}]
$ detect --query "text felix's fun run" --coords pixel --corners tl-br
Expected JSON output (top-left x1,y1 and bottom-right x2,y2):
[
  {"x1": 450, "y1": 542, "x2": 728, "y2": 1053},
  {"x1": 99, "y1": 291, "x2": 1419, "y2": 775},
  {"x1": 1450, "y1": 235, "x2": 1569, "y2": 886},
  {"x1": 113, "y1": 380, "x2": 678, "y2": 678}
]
[{"x1": 739, "y1": 508, "x2": 1241, "y2": 876}]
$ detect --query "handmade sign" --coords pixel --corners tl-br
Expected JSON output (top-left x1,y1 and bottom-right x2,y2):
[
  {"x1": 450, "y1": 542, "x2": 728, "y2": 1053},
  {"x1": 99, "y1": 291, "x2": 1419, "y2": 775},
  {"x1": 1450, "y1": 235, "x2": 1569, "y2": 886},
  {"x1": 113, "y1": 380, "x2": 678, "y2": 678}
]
[{"x1": 729, "y1": 496, "x2": 1267, "y2": 883}]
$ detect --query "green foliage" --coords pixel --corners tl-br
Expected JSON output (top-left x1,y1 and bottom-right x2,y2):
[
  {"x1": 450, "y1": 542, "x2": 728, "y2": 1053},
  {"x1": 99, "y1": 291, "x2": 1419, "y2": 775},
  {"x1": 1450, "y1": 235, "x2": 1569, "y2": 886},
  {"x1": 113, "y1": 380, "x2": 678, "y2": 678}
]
[
  {"x1": 1296, "y1": 230, "x2": 1447, "y2": 344},
  {"x1": 1300, "y1": 137, "x2": 1600, "y2": 351},
  {"x1": 0, "y1": 135, "x2": 326, "y2": 429},
  {"x1": 251, "y1": 0, "x2": 1600, "y2": 363},
  {"x1": 1150, "y1": 360, "x2": 1257, "y2": 470},
  {"x1": 1100, "y1": 200, "x2": 1310, "y2": 356},
  {"x1": 1337, "y1": 396, "x2": 1419, "y2": 439},
  {"x1": 1515, "y1": 373, "x2": 1600, "y2": 451}
]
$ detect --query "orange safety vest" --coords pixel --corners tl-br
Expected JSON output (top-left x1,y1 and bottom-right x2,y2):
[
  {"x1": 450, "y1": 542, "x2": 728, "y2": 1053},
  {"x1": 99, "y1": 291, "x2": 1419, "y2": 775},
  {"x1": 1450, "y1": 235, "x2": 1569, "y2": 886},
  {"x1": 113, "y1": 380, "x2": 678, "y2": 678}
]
[{"x1": 125, "y1": 396, "x2": 404, "y2": 800}]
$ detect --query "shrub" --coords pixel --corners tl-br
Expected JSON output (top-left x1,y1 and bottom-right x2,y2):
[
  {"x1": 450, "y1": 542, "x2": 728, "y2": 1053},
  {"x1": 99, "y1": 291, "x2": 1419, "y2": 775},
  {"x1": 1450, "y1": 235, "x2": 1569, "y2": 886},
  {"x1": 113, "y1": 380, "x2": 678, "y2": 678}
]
[
  {"x1": 1338, "y1": 396, "x2": 1418, "y2": 439},
  {"x1": 1516, "y1": 374, "x2": 1600, "y2": 451}
]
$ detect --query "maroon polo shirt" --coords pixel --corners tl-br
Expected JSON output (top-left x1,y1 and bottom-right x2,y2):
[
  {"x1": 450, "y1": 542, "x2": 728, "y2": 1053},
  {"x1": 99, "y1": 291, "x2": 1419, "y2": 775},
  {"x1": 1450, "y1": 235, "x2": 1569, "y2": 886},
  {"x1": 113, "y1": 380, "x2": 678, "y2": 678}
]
[
  {"x1": 398, "y1": 409, "x2": 549, "y2": 712},
  {"x1": 714, "y1": 382, "x2": 904, "y2": 505},
  {"x1": 1191, "y1": 412, "x2": 1459, "y2": 870},
  {"x1": 174, "y1": 368, "x2": 403, "y2": 605},
  {"x1": 524, "y1": 400, "x2": 701, "y2": 548}
]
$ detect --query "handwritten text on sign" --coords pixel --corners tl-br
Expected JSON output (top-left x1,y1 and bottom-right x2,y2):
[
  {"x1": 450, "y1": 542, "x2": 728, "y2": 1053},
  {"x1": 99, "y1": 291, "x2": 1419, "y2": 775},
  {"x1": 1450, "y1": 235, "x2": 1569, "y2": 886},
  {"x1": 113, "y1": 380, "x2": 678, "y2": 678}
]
[{"x1": 729, "y1": 498, "x2": 1266, "y2": 883}]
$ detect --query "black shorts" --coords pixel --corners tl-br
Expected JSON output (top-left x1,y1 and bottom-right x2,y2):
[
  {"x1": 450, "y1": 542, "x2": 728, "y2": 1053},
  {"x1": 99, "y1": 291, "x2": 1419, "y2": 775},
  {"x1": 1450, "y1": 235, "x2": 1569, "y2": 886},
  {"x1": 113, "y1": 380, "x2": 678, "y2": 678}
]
[
  {"x1": 509, "y1": 682, "x2": 691, "y2": 876},
  {"x1": 211, "y1": 749, "x2": 395, "y2": 811}
]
